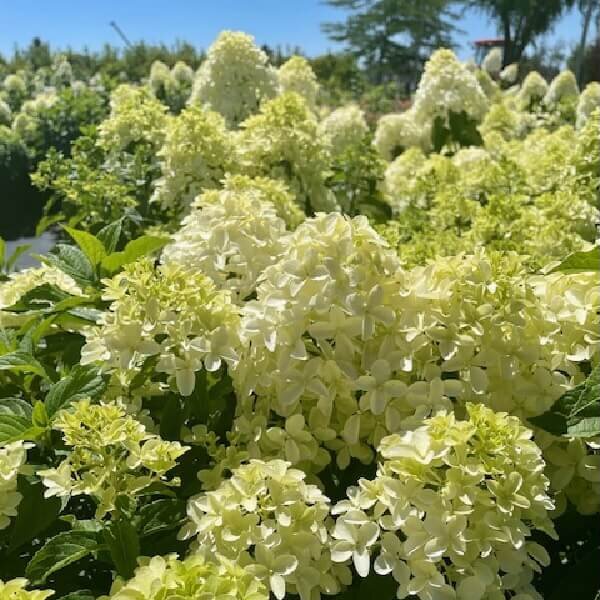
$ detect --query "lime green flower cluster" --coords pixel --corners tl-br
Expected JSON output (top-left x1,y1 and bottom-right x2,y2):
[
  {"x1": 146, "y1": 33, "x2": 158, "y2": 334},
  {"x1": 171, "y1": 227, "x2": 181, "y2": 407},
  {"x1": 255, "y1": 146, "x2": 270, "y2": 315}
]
[
  {"x1": 380, "y1": 118, "x2": 598, "y2": 269},
  {"x1": 0, "y1": 441, "x2": 31, "y2": 530},
  {"x1": 482, "y1": 48, "x2": 502, "y2": 75},
  {"x1": 39, "y1": 399, "x2": 188, "y2": 517},
  {"x1": 103, "y1": 553, "x2": 268, "y2": 600},
  {"x1": 162, "y1": 175, "x2": 301, "y2": 302},
  {"x1": 331, "y1": 404, "x2": 556, "y2": 600},
  {"x1": 151, "y1": 105, "x2": 235, "y2": 212},
  {"x1": 0, "y1": 579, "x2": 54, "y2": 600},
  {"x1": 98, "y1": 84, "x2": 168, "y2": 152},
  {"x1": 81, "y1": 260, "x2": 241, "y2": 396},
  {"x1": 182, "y1": 459, "x2": 350, "y2": 600},
  {"x1": 190, "y1": 31, "x2": 278, "y2": 127},
  {"x1": 278, "y1": 56, "x2": 320, "y2": 110},
  {"x1": 237, "y1": 92, "x2": 337, "y2": 212}
]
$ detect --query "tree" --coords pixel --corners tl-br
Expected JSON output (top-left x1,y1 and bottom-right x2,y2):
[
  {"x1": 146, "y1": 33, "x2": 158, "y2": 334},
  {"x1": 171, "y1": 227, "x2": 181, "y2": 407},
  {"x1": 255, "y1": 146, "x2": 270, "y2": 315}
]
[
  {"x1": 321, "y1": 0, "x2": 459, "y2": 86},
  {"x1": 466, "y1": 0, "x2": 576, "y2": 66},
  {"x1": 573, "y1": 0, "x2": 600, "y2": 83}
]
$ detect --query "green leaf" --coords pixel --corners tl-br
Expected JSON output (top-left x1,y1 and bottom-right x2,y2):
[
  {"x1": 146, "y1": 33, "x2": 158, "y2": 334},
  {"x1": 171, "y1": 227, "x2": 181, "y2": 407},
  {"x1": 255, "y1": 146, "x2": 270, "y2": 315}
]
[
  {"x1": 0, "y1": 351, "x2": 49, "y2": 379},
  {"x1": 35, "y1": 213, "x2": 66, "y2": 237},
  {"x1": 103, "y1": 519, "x2": 140, "y2": 579},
  {"x1": 56, "y1": 592, "x2": 95, "y2": 600},
  {"x1": 25, "y1": 530, "x2": 100, "y2": 585},
  {"x1": 4, "y1": 283, "x2": 71, "y2": 313},
  {"x1": 530, "y1": 365, "x2": 600, "y2": 438},
  {"x1": 32, "y1": 401, "x2": 49, "y2": 428},
  {"x1": 6, "y1": 244, "x2": 32, "y2": 271},
  {"x1": 135, "y1": 498, "x2": 186, "y2": 538},
  {"x1": 45, "y1": 365, "x2": 107, "y2": 418},
  {"x1": 8, "y1": 477, "x2": 62, "y2": 552},
  {"x1": 549, "y1": 247, "x2": 600, "y2": 274},
  {"x1": 96, "y1": 219, "x2": 123, "y2": 254},
  {"x1": 0, "y1": 398, "x2": 33, "y2": 444},
  {"x1": 101, "y1": 235, "x2": 169, "y2": 273},
  {"x1": 63, "y1": 226, "x2": 107, "y2": 267},
  {"x1": 43, "y1": 244, "x2": 95, "y2": 287}
]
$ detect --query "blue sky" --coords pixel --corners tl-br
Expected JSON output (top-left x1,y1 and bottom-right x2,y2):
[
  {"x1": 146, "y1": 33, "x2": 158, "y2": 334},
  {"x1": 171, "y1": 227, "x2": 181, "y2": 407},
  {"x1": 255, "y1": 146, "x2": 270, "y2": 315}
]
[{"x1": 0, "y1": 1, "x2": 591, "y2": 61}]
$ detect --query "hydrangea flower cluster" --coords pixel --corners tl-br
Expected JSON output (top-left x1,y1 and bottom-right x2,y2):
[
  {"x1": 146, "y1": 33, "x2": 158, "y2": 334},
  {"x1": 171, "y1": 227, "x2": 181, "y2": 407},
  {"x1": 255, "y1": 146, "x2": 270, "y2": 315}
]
[
  {"x1": 0, "y1": 98, "x2": 11, "y2": 125},
  {"x1": 81, "y1": 260, "x2": 241, "y2": 396},
  {"x1": 318, "y1": 104, "x2": 368, "y2": 155},
  {"x1": 482, "y1": 48, "x2": 502, "y2": 74},
  {"x1": 98, "y1": 84, "x2": 168, "y2": 151},
  {"x1": 576, "y1": 81, "x2": 600, "y2": 129},
  {"x1": 162, "y1": 175, "x2": 300, "y2": 302},
  {"x1": 102, "y1": 554, "x2": 268, "y2": 600},
  {"x1": 148, "y1": 60, "x2": 193, "y2": 112},
  {"x1": 411, "y1": 48, "x2": 488, "y2": 126},
  {"x1": 190, "y1": 31, "x2": 278, "y2": 127},
  {"x1": 330, "y1": 404, "x2": 556, "y2": 600},
  {"x1": 544, "y1": 70, "x2": 579, "y2": 108},
  {"x1": 181, "y1": 459, "x2": 349, "y2": 600},
  {"x1": 499, "y1": 63, "x2": 518, "y2": 84},
  {"x1": 0, "y1": 441, "x2": 31, "y2": 530},
  {"x1": 0, "y1": 579, "x2": 54, "y2": 600},
  {"x1": 238, "y1": 92, "x2": 337, "y2": 212},
  {"x1": 39, "y1": 399, "x2": 188, "y2": 517},
  {"x1": 373, "y1": 111, "x2": 430, "y2": 160},
  {"x1": 151, "y1": 105, "x2": 234, "y2": 212},
  {"x1": 278, "y1": 56, "x2": 320, "y2": 110},
  {"x1": 517, "y1": 71, "x2": 549, "y2": 109}
]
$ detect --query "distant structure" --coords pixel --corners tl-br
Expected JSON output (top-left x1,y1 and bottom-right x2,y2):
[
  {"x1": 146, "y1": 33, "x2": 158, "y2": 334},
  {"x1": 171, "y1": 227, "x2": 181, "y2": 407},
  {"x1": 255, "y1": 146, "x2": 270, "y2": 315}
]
[{"x1": 473, "y1": 38, "x2": 504, "y2": 64}]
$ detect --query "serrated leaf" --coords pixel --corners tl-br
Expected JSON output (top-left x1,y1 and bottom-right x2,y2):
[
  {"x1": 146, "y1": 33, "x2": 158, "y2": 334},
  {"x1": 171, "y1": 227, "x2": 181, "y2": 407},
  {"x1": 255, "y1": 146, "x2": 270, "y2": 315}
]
[
  {"x1": 0, "y1": 351, "x2": 48, "y2": 379},
  {"x1": 32, "y1": 401, "x2": 49, "y2": 428},
  {"x1": 43, "y1": 244, "x2": 95, "y2": 287},
  {"x1": 4, "y1": 283, "x2": 71, "y2": 313},
  {"x1": 101, "y1": 235, "x2": 169, "y2": 273},
  {"x1": 25, "y1": 530, "x2": 99, "y2": 585},
  {"x1": 549, "y1": 247, "x2": 600, "y2": 274},
  {"x1": 45, "y1": 365, "x2": 107, "y2": 418},
  {"x1": 103, "y1": 519, "x2": 140, "y2": 578},
  {"x1": 8, "y1": 478, "x2": 62, "y2": 552},
  {"x1": 96, "y1": 219, "x2": 123, "y2": 254},
  {"x1": 136, "y1": 498, "x2": 186, "y2": 537},
  {"x1": 63, "y1": 226, "x2": 107, "y2": 266}
]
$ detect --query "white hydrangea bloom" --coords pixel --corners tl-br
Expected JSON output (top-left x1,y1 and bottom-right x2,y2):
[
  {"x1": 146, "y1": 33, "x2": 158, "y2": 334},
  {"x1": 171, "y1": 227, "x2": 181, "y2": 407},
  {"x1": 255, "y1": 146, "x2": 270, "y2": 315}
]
[
  {"x1": 0, "y1": 441, "x2": 32, "y2": 530},
  {"x1": 544, "y1": 70, "x2": 579, "y2": 107},
  {"x1": 50, "y1": 54, "x2": 73, "y2": 88},
  {"x1": 181, "y1": 459, "x2": 350, "y2": 600},
  {"x1": 482, "y1": 47, "x2": 502, "y2": 74},
  {"x1": 576, "y1": 81, "x2": 600, "y2": 129},
  {"x1": 373, "y1": 110, "x2": 429, "y2": 160},
  {"x1": 383, "y1": 147, "x2": 428, "y2": 213},
  {"x1": 500, "y1": 63, "x2": 518, "y2": 84},
  {"x1": 189, "y1": 31, "x2": 278, "y2": 127},
  {"x1": 518, "y1": 71, "x2": 549, "y2": 109},
  {"x1": 151, "y1": 105, "x2": 234, "y2": 212},
  {"x1": 412, "y1": 48, "x2": 488, "y2": 126},
  {"x1": 278, "y1": 55, "x2": 320, "y2": 110},
  {"x1": 162, "y1": 175, "x2": 301, "y2": 302},
  {"x1": 330, "y1": 404, "x2": 556, "y2": 599},
  {"x1": 318, "y1": 104, "x2": 368, "y2": 156}
]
